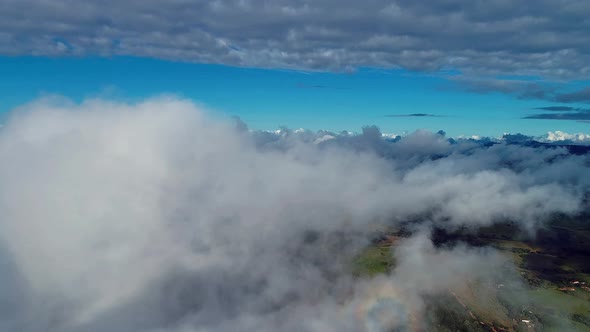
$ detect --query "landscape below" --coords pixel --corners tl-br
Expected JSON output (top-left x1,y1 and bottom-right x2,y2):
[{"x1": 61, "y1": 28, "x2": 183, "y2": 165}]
[{"x1": 353, "y1": 212, "x2": 590, "y2": 331}]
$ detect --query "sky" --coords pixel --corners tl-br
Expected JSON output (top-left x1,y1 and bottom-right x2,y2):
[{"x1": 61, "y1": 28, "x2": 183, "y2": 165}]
[{"x1": 1, "y1": 0, "x2": 590, "y2": 137}]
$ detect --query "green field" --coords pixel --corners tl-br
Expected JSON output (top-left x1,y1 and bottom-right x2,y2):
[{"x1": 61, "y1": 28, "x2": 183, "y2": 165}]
[{"x1": 351, "y1": 245, "x2": 395, "y2": 277}]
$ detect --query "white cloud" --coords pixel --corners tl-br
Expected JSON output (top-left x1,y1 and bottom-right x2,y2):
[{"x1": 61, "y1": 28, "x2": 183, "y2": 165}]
[
  {"x1": 0, "y1": 96, "x2": 587, "y2": 331},
  {"x1": 541, "y1": 130, "x2": 590, "y2": 144},
  {"x1": 313, "y1": 134, "x2": 335, "y2": 144}
]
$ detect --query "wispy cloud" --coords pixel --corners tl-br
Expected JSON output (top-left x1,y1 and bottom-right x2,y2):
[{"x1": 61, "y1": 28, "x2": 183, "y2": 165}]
[
  {"x1": 525, "y1": 106, "x2": 590, "y2": 121},
  {"x1": 296, "y1": 83, "x2": 330, "y2": 89},
  {"x1": 386, "y1": 113, "x2": 444, "y2": 118},
  {"x1": 533, "y1": 106, "x2": 588, "y2": 112},
  {"x1": 523, "y1": 111, "x2": 590, "y2": 120},
  {"x1": 454, "y1": 77, "x2": 590, "y2": 104},
  {"x1": 295, "y1": 83, "x2": 350, "y2": 90}
]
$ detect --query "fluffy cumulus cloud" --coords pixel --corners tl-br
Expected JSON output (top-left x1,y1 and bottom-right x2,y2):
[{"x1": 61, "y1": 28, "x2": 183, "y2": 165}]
[
  {"x1": 1, "y1": 0, "x2": 590, "y2": 79},
  {"x1": 0, "y1": 96, "x2": 588, "y2": 331},
  {"x1": 541, "y1": 130, "x2": 590, "y2": 144}
]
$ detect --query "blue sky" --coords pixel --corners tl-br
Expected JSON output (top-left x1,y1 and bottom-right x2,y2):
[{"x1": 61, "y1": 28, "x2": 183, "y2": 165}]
[{"x1": 1, "y1": 56, "x2": 589, "y2": 137}]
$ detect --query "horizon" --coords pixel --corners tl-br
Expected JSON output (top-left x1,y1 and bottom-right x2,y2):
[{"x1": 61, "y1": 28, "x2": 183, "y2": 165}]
[{"x1": 1, "y1": 55, "x2": 589, "y2": 138}]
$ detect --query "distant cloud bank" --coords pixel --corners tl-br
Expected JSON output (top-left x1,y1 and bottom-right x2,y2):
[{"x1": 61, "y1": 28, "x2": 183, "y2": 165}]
[{"x1": 257, "y1": 125, "x2": 590, "y2": 146}]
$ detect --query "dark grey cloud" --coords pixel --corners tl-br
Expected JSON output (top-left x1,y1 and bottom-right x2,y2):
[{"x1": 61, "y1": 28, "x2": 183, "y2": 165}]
[
  {"x1": 552, "y1": 86, "x2": 590, "y2": 103},
  {"x1": 533, "y1": 106, "x2": 584, "y2": 111},
  {"x1": 455, "y1": 78, "x2": 590, "y2": 103},
  {"x1": 500, "y1": 133, "x2": 534, "y2": 144},
  {"x1": 2, "y1": 0, "x2": 590, "y2": 78},
  {"x1": 524, "y1": 111, "x2": 590, "y2": 120},
  {"x1": 386, "y1": 113, "x2": 443, "y2": 117},
  {"x1": 524, "y1": 103, "x2": 590, "y2": 121},
  {"x1": 453, "y1": 78, "x2": 556, "y2": 100},
  {"x1": 0, "y1": 96, "x2": 587, "y2": 331},
  {"x1": 542, "y1": 87, "x2": 590, "y2": 104}
]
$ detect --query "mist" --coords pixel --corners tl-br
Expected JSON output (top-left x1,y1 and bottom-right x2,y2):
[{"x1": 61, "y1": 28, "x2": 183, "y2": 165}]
[{"x1": 0, "y1": 96, "x2": 587, "y2": 331}]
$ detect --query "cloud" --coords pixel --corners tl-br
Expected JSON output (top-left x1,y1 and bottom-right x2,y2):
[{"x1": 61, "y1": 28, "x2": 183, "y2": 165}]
[
  {"x1": 458, "y1": 130, "x2": 590, "y2": 146},
  {"x1": 552, "y1": 86, "x2": 590, "y2": 103},
  {"x1": 0, "y1": 96, "x2": 588, "y2": 331},
  {"x1": 385, "y1": 113, "x2": 443, "y2": 117},
  {"x1": 533, "y1": 106, "x2": 584, "y2": 111},
  {"x1": 523, "y1": 111, "x2": 590, "y2": 120},
  {"x1": 454, "y1": 78, "x2": 590, "y2": 104},
  {"x1": 540, "y1": 130, "x2": 590, "y2": 144},
  {"x1": 296, "y1": 83, "x2": 328, "y2": 89},
  {"x1": 453, "y1": 77, "x2": 556, "y2": 100},
  {"x1": 295, "y1": 83, "x2": 351, "y2": 90},
  {"x1": 2, "y1": 0, "x2": 590, "y2": 79},
  {"x1": 530, "y1": 86, "x2": 590, "y2": 104}
]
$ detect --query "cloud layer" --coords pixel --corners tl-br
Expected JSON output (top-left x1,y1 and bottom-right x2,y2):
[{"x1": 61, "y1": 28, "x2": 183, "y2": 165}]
[
  {"x1": 2, "y1": 0, "x2": 590, "y2": 78},
  {"x1": 453, "y1": 78, "x2": 590, "y2": 104},
  {"x1": 525, "y1": 106, "x2": 590, "y2": 121},
  {"x1": 0, "y1": 97, "x2": 588, "y2": 331}
]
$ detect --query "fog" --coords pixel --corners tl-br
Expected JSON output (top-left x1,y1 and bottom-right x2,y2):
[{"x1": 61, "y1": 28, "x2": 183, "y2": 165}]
[{"x1": 0, "y1": 96, "x2": 587, "y2": 331}]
